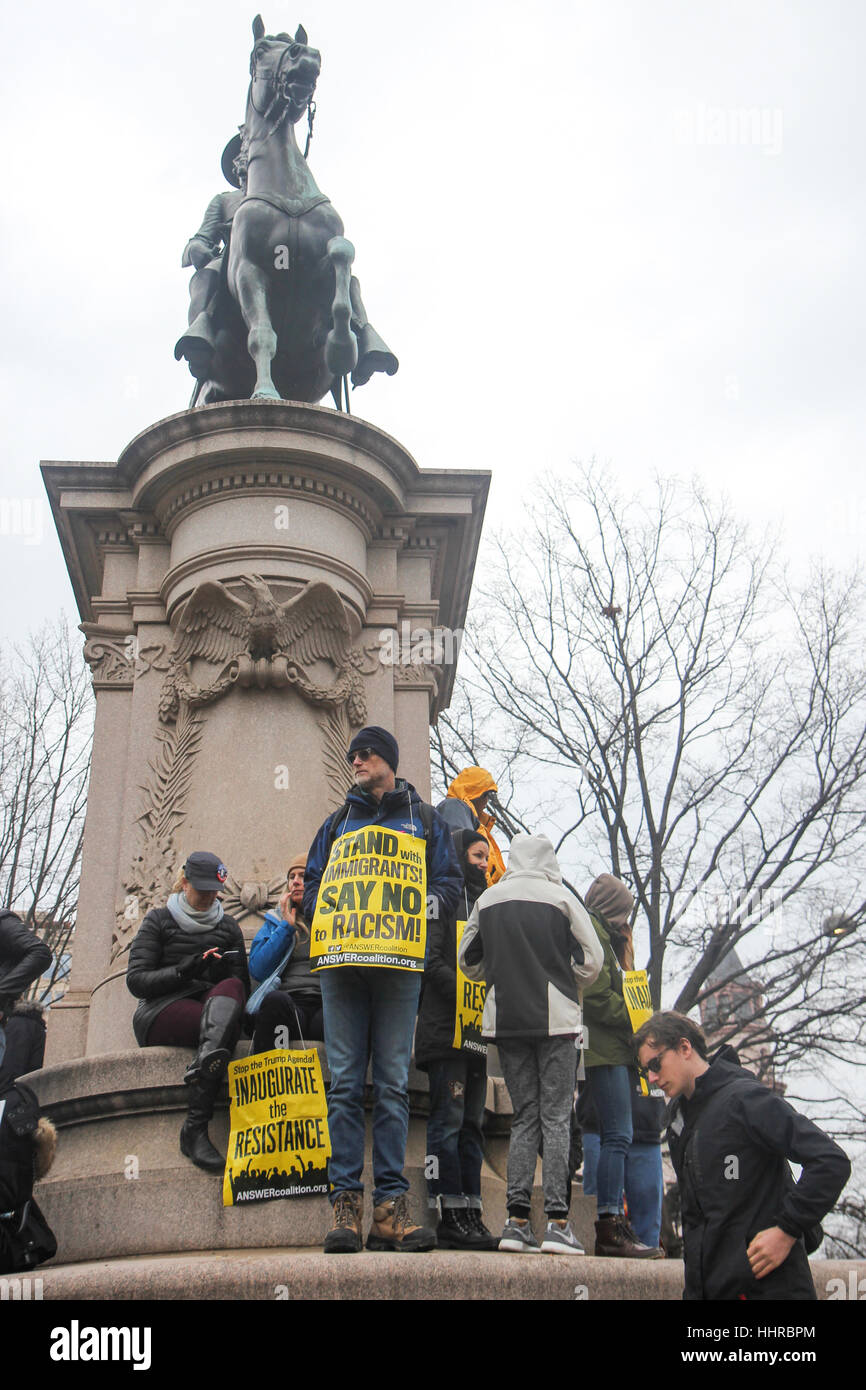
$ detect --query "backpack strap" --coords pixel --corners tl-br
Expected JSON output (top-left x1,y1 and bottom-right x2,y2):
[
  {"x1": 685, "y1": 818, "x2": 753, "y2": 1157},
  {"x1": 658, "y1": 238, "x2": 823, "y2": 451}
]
[
  {"x1": 325, "y1": 801, "x2": 352, "y2": 859},
  {"x1": 325, "y1": 799, "x2": 435, "y2": 856}
]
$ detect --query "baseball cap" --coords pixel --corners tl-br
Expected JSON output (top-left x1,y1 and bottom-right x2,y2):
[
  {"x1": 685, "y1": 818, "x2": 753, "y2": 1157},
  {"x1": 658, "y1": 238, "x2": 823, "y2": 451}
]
[{"x1": 183, "y1": 851, "x2": 229, "y2": 891}]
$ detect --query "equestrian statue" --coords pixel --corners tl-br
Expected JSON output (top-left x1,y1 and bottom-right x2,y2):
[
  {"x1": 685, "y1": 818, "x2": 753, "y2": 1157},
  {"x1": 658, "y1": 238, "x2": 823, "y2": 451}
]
[{"x1": 175, "y1": 17, "x2": 398, "y2": 408}]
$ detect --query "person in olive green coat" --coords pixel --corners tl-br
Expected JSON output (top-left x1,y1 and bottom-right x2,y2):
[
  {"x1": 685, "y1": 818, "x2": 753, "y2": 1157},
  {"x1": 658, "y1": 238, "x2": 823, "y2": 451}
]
[{"x1": 582, "y1": 877, "x2": 661, "y2": 1258}]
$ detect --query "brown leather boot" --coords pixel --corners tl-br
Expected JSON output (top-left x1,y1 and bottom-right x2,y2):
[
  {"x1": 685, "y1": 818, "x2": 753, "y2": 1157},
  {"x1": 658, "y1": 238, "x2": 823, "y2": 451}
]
[
  {"x1": 323, "y1": 1191, "x2": 364, "y2": 1253},
  {"x1": 594, "y1": 1215, "x2": 664, "y2": 1258},
  {"x1": 366, "y1": 1193, "x2": 437, "y2": 1251}
]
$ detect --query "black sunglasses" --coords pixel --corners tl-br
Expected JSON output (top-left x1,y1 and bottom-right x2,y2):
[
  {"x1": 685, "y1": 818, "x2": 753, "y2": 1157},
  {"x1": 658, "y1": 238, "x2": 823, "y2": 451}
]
[
  {"x1": 638, "y1": 1047, "x2": 671, "y2": 1081},
  {"x1": 346, "y1": 746, "x2": 375, "y2": 766}
]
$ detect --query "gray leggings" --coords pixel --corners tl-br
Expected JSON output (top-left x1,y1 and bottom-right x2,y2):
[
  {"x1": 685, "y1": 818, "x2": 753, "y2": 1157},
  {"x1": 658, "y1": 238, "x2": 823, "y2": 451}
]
[{"x1": 498, "y1": 1034, "x2": 578, "y2": 1218}]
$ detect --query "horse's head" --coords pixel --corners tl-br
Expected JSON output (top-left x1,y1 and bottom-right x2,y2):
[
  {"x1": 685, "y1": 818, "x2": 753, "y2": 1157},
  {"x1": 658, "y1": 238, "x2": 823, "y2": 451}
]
[{"x1": 249, "y1": 16, "x2": 320, "y2": 124}]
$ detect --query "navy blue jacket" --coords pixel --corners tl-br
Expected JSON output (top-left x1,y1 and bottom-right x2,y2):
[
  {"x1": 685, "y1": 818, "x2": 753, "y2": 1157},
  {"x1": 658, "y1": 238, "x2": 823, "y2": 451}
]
[{"x1": 303, "y1": 780, "x2": 462, "y2": 941}]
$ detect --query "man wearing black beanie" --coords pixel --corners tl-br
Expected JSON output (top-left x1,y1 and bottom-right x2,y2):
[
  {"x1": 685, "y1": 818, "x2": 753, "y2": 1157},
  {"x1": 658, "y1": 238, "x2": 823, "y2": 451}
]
[{"x1": 304, "y1": 725, "x2": 462, "y2": 1254}]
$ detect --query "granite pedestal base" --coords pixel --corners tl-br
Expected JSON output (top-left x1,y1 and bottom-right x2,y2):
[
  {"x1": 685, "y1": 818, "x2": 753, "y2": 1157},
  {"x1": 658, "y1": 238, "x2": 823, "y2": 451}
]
[{"x1": 25, "y1": 1048, "x2": 555, "y2": 1266}]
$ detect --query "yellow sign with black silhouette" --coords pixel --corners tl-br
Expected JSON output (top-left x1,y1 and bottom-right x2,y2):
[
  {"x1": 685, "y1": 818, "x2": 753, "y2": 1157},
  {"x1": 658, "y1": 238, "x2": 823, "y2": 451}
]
[
  {"x1": 223, "y1": 1049, "x2": 331, "y2": 1206},
  {"x1": 310, "y1": 827, "x2": 427, "y2": 971},
  {"x1": 453, "y1": 919, "x2": 488, "y2": 1056}
]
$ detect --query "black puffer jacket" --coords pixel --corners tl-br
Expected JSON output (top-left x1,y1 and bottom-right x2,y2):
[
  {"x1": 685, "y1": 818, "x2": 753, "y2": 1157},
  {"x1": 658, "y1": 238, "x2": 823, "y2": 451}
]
[
  {"x1": 0, "y1": 911, "x2": 52, "y2": 1010},
  {"x1": 126, "y1": 907, "x2": 249, "y2": 1046},
  {"x1": 0, "y1": 1002, "x2": 47, "y2": 1085},
  {"x1": 668, "y1": 1048, "x2": 850, "y2": 1301}
]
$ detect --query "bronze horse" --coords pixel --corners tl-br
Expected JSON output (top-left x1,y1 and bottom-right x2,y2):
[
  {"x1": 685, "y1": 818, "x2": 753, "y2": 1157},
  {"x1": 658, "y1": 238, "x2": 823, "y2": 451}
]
[{"x1": 178, "y1": 18, "x2": 397, "y2": 407}]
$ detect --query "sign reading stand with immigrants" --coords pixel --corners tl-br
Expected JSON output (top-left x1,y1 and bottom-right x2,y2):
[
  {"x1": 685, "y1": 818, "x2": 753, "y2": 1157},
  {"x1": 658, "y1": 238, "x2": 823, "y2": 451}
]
[
  {"x1": 310, "y1": 827, "x2": 427, "y2": 971},
  {"x1": 223, "y1": 1050, "x2": 331, "y2": 1204}
]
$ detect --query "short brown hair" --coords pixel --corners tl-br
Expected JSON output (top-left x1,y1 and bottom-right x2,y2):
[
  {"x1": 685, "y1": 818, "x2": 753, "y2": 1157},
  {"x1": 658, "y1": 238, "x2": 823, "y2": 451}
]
[{"x1": 633, "y1": 1010, "x2": 708, "y2": 1060}]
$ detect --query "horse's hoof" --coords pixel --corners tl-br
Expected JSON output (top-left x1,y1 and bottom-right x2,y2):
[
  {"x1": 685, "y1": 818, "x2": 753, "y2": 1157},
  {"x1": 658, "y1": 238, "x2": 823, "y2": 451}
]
[
  {"x1": 325, "y1": 331, "x2": 359, "y2": 379},
  {"x1": 251, "y1": 388, "x2": 282, "y2": 402}
]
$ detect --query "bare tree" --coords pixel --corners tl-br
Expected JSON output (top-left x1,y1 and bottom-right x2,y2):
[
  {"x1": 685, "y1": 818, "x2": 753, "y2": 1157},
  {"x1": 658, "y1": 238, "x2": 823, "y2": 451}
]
[
  {"x1": 0, "y1": 619, "x2": 93, "y2": 1003},
  {"x1": 435, "y1": 467, "x2": 866, "y2": 1078}
]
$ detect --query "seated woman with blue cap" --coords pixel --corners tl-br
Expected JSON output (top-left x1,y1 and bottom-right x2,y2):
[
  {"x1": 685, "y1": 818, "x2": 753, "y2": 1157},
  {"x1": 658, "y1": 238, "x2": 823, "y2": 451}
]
[{"x1": 126, "y1": 851, "x2": 249, "y2": 1172}]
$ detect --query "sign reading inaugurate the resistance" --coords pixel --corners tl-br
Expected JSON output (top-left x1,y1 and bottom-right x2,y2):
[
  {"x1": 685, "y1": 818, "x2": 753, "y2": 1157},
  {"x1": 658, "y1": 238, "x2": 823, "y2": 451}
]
[
  {"x1": 310, "y1": 827, "x2": 427, "y2": 971},
  {"x1": 453, "y1": 919, "x2": 487, "y2": 1054},
  {"x1": 222, "y1": 1049, "x2": 330, "y2": 1206}
]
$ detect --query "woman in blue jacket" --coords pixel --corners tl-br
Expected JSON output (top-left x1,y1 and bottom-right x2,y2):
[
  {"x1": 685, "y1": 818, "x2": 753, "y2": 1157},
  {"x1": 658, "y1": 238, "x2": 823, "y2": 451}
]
[{"x1": 249, "y1": 853, "x2": 323, "y2": 1052}]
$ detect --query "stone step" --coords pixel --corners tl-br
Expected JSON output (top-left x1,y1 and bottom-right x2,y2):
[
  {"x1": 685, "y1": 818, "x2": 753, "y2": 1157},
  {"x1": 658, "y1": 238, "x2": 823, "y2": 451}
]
[
  {"x1": 30, "y1": 1247, "x2": 685, "y2": 1300},
  {"x1": 24, "y1": 1251, "x2": 863, "y2": 1302}
]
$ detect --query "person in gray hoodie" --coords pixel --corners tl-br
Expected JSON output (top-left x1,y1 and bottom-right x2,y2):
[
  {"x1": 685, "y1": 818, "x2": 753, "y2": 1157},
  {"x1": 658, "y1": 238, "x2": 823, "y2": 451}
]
[{"x1": 459, "y1": 835, "x2": 603, "y2": 1254}]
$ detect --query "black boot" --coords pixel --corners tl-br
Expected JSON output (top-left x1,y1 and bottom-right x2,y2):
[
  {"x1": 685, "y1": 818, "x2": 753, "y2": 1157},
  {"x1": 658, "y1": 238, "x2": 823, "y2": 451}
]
[
  {"x1": 180, "y1": 1077, "x2": 224, "y2": 1173},
  {"x1": 465, "y1": 1208, "x2": 500, "y2": 1251},
  {"x1": 183, "y1": 995, "x2": 243, "y2": 1085},
  {"x1": 436, "y1": 1206, "x2": 492, "y2": 1250}
]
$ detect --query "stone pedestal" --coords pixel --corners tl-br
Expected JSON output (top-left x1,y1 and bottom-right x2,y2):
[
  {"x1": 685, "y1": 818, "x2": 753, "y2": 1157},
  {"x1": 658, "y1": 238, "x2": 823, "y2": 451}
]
[
  {"x1": 26, "y1": 1045, "x2": 527, "y2": 1264},
  {"x1": 37, "y1": 401, "x2": 490, "y2": 1274}
]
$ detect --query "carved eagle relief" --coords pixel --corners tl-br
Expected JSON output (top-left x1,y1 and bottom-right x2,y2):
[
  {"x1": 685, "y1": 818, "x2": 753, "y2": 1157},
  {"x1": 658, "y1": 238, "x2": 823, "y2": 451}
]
[{"x1": 158, "y1": 575, "x2": 367, "y2": 725}]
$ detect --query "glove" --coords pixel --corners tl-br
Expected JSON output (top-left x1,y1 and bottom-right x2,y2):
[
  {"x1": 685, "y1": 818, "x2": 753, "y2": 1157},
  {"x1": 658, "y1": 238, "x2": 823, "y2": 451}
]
[
  {"x1": 201, "y1": 954, "x2": 232, "y2": 983},
  {"x1": 175, "y1": 954, "x2": 203, "y2": 982}
]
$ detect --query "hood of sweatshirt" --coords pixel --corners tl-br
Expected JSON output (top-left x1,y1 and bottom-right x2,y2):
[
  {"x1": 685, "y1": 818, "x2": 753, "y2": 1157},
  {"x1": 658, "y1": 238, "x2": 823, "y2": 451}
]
[{"x1": 501, "y1": 834, "x2": 562, "y2": 883}]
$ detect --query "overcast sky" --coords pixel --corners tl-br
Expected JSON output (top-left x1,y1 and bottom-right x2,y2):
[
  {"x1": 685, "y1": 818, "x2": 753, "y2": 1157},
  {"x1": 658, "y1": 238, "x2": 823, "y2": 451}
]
[{"x1": 1, "y1": 0, "x2": 864, "y2": 640}]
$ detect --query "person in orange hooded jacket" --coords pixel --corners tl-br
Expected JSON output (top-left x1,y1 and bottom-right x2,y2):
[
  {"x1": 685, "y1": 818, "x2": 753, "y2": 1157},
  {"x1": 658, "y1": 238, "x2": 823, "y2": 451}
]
[{"x1": 435, "y1": 767, "x2": 506, "y2": 884}]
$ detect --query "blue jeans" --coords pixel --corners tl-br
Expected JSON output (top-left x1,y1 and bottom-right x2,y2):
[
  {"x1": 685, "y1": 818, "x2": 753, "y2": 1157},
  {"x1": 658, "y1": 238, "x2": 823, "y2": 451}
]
[
  {"x1": 582, "y1": 1133, "x2": 663, "y2": 1246},
  {"x1": 586, "y1": 1064, "x2": 633, "y2": 1215},
  {"x1": 425, "y1": 1054, "x2": 487, "y2": 1207},
  {"x1": 320, "y1": 966, "x2": 422, "y2": 1207}
]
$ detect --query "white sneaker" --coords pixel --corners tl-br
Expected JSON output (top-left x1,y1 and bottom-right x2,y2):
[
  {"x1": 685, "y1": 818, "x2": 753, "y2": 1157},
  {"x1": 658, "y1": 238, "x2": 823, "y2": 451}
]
[
  {"x1": 498, "y1": 1217, "x2": 541, "y2": 1253},
  {"x1": 541, "y1": 1219, "x2": 585, "y2": 1255}
]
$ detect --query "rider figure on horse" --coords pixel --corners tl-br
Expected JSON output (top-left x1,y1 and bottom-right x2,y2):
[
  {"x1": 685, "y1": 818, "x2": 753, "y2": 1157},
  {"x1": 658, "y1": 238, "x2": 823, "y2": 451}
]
[
  {"x1": 175, "y1": 135, "x2": 247, "y2": 388},
  {"x1": 174, "y1": 20, "x2": 398, "y2": 409}
]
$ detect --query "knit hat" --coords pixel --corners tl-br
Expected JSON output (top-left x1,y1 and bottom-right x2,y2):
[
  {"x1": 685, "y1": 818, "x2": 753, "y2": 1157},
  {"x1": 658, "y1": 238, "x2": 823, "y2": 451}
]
[
  {"x1": 346, "y1": 725, "x2": 399, "y2": 772},
  {"x1": 286, "y1": 852, "x2": 307, "y2": 878}
]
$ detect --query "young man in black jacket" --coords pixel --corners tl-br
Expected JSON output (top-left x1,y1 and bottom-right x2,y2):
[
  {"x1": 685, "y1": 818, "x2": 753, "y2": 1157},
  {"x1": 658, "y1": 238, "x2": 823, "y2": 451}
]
[{"x1": 635, "y1": 1011, "x2": 851, "y2": 1300}]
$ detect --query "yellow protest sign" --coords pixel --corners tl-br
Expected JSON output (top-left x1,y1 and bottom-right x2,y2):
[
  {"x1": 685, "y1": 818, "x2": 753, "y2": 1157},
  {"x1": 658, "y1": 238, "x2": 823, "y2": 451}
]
[
  {"x1": 453, "y1": 919, "x2": 487, "y2": 1055},
  {"x1": 310, "y1": 826, "x2": 427, "y2": 971},
  {"x1": 222, "y1": 1048, "x2": 330, "y2": 1206},
  {"x1": 621, "y1": 969, "x2": 653, "y2": 1030},
  {"x1": 621, "y1": 969, "x2": 654, "y2": 1096}
]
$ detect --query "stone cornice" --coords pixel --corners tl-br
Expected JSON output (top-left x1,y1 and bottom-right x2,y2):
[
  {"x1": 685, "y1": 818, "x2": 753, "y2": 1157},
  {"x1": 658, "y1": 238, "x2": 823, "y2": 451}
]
[
  {"x1": 41, "y1": 405, "x2": 490, "y2": 719},
  {"x1": 156, "y1": 466, "x2": 379, "y2": 538}
]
